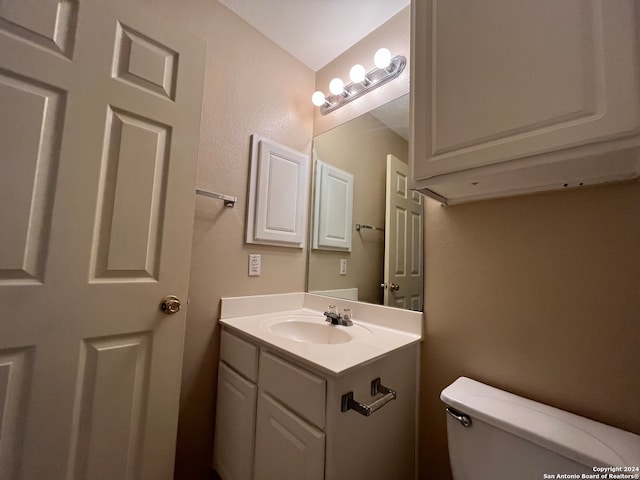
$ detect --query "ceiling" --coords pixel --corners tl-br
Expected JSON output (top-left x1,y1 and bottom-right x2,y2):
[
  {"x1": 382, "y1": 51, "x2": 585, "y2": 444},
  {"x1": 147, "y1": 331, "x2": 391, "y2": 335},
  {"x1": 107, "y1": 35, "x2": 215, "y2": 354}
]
[{"x1": 217, "y1": 0, "x2": 410, "y2": 71}]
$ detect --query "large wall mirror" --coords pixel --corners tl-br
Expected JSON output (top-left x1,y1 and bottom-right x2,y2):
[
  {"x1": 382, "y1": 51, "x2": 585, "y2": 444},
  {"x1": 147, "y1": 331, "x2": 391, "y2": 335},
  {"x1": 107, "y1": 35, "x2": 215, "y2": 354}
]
[{"x1": 307, "y1": 94, "x2": 424, "y2": 311}]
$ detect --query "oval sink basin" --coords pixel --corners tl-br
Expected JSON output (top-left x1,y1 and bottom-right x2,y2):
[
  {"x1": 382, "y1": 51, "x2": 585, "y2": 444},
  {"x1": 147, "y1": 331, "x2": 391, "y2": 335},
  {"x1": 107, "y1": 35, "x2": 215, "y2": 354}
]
[
  {"x1": 268, "y1": 318, "x2": 373, "y2": 345},
  {"x1": 270, "y1": 321, "x2": 352, "y2": 344}
]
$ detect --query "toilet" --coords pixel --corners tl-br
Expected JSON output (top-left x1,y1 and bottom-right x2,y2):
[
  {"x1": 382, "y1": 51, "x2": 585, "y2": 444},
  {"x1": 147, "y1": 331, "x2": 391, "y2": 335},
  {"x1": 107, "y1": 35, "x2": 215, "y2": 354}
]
[{"x1": 441, "y1": 377, "x2": 640, "y2": 479}]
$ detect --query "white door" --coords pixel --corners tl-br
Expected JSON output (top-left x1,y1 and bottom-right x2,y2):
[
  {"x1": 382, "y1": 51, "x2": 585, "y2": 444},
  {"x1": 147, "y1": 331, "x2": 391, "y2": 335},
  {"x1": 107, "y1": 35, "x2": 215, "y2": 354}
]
[
  {"x1": 384, "y1": 155, "x2": 424, "y2": 311},
  {"x1": 0, "y1": 1, "x2": 205, "y2": 478}
]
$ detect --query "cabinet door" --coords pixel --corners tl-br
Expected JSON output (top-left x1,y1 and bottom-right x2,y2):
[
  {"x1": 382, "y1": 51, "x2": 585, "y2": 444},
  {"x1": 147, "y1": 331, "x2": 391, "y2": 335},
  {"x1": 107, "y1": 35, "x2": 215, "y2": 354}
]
[
  {"x1": 254, "y1": 391, "x2": 325, "y2": 480},
  {"x1": 213, "y1": 362, "x2": 257, "y2": 480},
  {"x1": 246, "y1": 135, "x2": 309, "y2": 248},
  {"x1": 312, "y1": 160, "x2": 354, "y2": 251},
  {"x1": 411, "y1": 0, "x2": 640, "y2": 181}
]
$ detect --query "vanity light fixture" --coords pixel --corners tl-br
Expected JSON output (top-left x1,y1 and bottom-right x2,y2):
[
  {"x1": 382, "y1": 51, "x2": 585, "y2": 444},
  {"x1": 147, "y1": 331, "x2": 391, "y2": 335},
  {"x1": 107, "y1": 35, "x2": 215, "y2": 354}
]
[
  {"x1": 311, "y1": 91, "x2": 331, "y2": 107},
  {"x1": 329, "y1": 77, "x2": 348, "y2": 97},
  {"x1": 349, "y1": 64, "x2": 368, "y2": 85},
  {"x1": 374, "y1": 47, "x2": 393, "y2": 70},
  {"x1": 311, "y1": 48, "x2": 406, "y2": 115}
]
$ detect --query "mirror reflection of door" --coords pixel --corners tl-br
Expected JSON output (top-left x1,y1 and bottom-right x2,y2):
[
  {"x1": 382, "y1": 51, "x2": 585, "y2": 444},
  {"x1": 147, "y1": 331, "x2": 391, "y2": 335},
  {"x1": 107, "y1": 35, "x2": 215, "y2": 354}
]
[{"x1": 384, "y1": 154, "x2": 424, "y2": 311}]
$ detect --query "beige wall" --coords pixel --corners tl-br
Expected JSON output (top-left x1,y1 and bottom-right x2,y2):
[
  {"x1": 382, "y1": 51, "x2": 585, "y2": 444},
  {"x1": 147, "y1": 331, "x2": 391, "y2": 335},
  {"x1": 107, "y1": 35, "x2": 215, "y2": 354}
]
[
  {"x1": 419, "y1": 181, "x2": 640, "y2": 479},
  {"x1": 310, "y1": 113, "x2": 408, "y2": 304},
  {"x1": 313, "y1": 7, "x2": 410, "y2": 137},
  {"x1": 130, "y1": 1, "x2": 315, "y2": 478}
]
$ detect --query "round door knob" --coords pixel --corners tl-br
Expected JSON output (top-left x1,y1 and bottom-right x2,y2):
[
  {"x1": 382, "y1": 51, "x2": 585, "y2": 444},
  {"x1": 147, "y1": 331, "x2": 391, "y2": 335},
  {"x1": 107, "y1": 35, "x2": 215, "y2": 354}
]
[
  {"x1": 389, "y1": 283, "x2": 400, "y2": 291},
  {"x1": 160, "y1": 295, "x2": 181, "y2": 314},
  {"x1": 380, "y1": 283, "x2": 387, "y2": 289}
]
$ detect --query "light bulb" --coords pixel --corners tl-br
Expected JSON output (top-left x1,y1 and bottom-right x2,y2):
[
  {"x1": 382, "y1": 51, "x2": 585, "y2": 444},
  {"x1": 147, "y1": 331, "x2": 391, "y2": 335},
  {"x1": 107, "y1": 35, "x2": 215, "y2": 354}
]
[
  {"x1": 349, "y1": 64, "x2": 366, "y2": 83},
  {"x1": 374, "y1": 48, "x2": 392, "y2": 69},
  {"x1": 329, "y1": 78, "x2": 344, "y2": 95},
  {"x1": 311, "y1": 91, "x2": 327, "y2": 107}
]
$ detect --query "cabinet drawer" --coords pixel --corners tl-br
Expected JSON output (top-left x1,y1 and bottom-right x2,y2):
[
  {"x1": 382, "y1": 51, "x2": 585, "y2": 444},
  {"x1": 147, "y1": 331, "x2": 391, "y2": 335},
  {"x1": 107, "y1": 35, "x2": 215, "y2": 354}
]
[
  {"x1": 259, "y1": 351, "x2": 326, "y2": 428},
  {"x1": 220, "y1": 329, "x2": 259, "y2": 382}
]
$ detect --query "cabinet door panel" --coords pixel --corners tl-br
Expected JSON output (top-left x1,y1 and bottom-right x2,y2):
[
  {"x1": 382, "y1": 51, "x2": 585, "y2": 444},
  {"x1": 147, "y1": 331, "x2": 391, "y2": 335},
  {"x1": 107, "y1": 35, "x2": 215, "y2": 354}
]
[
  {"x1": 412, "y1": 0, "x2": 640, "y2": 180},
  {"x1": 246, "y1": 135, "x2": 309, "y2": 247},
  {"x1": 254, "y1": 391, "x2": 324, "y2": 480},
  {"x1": 312, "y1": 160, "x2": 353, "y2": 251},
  {"x1": 213, "y1": 362, "x2": 257, "y2": 480}
]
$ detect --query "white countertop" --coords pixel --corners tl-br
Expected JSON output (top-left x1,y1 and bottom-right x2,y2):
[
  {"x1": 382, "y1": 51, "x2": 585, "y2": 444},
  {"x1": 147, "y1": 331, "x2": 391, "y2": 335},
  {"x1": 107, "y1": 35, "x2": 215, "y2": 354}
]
[{"x1": 219, "y1": 293, "x2": 423, "y2": 376}]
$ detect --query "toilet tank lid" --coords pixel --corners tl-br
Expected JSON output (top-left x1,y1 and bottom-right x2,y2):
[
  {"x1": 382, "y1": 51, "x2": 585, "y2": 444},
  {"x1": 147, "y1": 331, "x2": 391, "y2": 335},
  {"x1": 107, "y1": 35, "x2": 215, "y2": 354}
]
[{"x1": 441, "y1": 377, "x2": 640, "y2": 468}]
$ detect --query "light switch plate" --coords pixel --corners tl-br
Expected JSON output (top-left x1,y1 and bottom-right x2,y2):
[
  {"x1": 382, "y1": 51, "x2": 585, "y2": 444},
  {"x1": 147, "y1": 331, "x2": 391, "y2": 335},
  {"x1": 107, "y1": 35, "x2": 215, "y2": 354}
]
[
  {"x1": 249, "y1": 254, "x2": 261, "y2": 276},
  {"x1": 340, "y1": 258, "x2": 347, "y2": 275}
]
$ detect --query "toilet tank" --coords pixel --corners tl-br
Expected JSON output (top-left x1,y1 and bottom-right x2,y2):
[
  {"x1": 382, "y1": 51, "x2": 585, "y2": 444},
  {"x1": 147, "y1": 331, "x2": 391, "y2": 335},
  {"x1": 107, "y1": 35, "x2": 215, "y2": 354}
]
[{"x1": 441, "y1": 377, "x2": 640, "y2": 480}]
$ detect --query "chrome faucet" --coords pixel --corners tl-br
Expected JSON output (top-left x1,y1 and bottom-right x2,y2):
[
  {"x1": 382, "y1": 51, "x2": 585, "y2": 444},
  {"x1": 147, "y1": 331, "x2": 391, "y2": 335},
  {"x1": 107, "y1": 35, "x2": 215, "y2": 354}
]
[{"x1": 324, "y1": 305, "x2": 353, "y2": 326}]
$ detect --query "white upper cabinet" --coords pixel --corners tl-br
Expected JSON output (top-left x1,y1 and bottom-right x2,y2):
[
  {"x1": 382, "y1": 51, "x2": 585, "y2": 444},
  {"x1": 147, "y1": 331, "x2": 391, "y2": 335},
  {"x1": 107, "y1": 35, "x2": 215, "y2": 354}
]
[
  {"x1": 312, "y1": 161, "x2": 354, "y2": 251},
  {"x1": 247, "y1": 136, "x2": 309, "y2": 247},
  {"x1": 410, "y1": 0, "x2": 640, "y2": 204}
]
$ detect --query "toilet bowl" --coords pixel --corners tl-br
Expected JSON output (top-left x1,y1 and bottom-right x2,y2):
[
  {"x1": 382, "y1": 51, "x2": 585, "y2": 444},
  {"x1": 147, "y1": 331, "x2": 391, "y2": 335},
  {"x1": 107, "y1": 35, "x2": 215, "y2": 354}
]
[{"x1": 441, "y1": 377, "x2": 640, "y2": 480}]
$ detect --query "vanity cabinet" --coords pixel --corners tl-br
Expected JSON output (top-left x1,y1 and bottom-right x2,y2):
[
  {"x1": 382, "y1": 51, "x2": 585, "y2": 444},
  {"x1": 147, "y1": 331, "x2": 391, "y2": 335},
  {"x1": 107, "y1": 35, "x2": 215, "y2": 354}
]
[
  {"x1": 214, "y1": 332, "x2": 326, "y2": 480},
  {"x1": 213, "y1": 328, "x2": 418, "y2": 480},
  {"x1": 410, "y1": 0, "x2": 640, "y2": 204}
]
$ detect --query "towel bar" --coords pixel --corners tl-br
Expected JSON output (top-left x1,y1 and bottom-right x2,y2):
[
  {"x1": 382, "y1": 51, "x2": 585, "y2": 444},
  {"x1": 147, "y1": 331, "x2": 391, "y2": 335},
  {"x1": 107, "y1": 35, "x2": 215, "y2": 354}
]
[
  {"x1": 195, "y1": 188, "x2": 237, "y2": 207},
  {"x1": 341, "y1": 378, "x2": 396, "y2": 417},
  {"x1": 355, "y1": 223, "x2": 384, "y2": 232}
]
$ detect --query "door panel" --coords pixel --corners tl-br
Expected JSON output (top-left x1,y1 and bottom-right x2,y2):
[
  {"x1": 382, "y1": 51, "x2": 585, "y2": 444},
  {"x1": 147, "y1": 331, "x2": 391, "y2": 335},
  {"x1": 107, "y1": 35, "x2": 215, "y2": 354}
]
[
  {"x1": 0, "y1": 0, "x2": 78, "y2": 58},
  {"x1": 71, "y1": 333, "x2": 151, "y2": 480},
  {"x1": 0, "y1": 347, "x2": 32, "y2": 479},
  {"x1": 91, "y1": 107, "x2": 170, "y2": 281},
  {"x1": 0, "y1": 71, "x2": 65, "y2": 284},
  {"x1": 394, "y1": 207, "x2": 407, "y2": 277},
  {"x1": 0, "y1": 0, "x2": 205, "y2": 478},
  {"x1": 114, "y1": 22, "x2": 178, "y2": 99},
  {"x1": 255, "y1": 140, "x2": 308, "y2": 245}
]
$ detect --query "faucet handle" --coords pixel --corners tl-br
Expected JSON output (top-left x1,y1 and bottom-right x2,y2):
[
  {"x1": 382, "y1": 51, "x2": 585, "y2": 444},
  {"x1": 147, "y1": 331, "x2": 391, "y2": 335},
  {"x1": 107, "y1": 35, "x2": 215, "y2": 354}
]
[
  {"x1": 324, "y1": 305, "x2": 353, "y2": 326},
  {"x1": 340, "y1": 308, "x2": 353, "y2": 326},
  {"x1": 324, "y1": 307, "x2": 341, "y2": 325}
]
